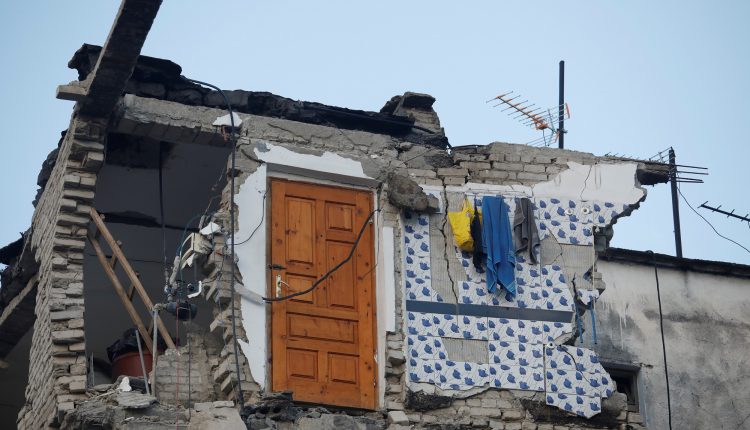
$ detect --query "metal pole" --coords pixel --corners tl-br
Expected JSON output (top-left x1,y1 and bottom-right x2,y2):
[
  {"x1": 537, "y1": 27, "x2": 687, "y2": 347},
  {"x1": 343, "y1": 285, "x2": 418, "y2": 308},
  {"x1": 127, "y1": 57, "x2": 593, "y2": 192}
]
[
  {"x1": 151, "y1": 307, "x2": 159, "y2": 397},
  {"x1": 558, "y1": 60, "x2": 565, "y2": 149},
  {"x1": 669, "y1": 148, "x2": 683, "y2": 258},
  {"x1": 134, "y1": 329, "x2": 151, "y2": 395}
]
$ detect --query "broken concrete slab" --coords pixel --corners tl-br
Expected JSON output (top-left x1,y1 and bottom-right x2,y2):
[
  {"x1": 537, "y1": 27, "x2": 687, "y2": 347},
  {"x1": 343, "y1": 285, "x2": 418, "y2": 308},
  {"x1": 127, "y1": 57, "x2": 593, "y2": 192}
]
[
  {"x1": 386, "y1": 410, "x2": 409, "y2": 425},
  {"x1": 187, "y1": 404, "x2": 245, "y2": 430},
  {"x1": 386, "y1": 173, "x2": 439, "y2": 212},
  {"x1": 113, "y1": 392, "x2": 156, "y2": 409}
]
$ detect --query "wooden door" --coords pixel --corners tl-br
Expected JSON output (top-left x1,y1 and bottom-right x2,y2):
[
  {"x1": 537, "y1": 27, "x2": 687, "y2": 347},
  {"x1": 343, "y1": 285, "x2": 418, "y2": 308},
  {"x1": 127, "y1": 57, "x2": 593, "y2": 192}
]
[{"x1": 270, "y1": 179, "x2": 377, "y2": 409}]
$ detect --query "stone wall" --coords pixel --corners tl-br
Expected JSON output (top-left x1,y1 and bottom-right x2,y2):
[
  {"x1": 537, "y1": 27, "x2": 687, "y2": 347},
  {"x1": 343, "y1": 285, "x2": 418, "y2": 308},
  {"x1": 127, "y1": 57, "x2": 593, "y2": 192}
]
[
  {"x1": 200, "y1": 191, "x2": 261, "y2": 405},
  {"x1": 17, "y1": 116, "x2": 105, "y2": 428},
  {"x1": 154, "y1": 329, "x2": 222, "y2": 407}
]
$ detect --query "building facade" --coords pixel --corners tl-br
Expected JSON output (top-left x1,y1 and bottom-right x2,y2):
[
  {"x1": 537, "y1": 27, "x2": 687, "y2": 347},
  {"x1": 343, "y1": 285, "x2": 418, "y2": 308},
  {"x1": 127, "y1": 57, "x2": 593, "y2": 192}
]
[{"x1": 0, "y1": 2, "x2": 748, "y2": 429}]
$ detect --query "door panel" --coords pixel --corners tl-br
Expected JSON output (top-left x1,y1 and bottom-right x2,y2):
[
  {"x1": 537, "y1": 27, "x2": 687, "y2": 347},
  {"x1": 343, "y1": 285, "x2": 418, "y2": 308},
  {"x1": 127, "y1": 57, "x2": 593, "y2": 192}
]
[{"x1": 270, "y1": 179, "x2": 377, "y2": 409}]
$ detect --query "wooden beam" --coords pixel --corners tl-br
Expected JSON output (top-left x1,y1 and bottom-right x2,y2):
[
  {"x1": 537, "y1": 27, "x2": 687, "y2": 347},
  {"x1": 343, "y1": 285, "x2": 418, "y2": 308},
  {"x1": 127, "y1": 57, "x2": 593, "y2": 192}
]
[
  {"x1": 77, "y1": 0, "x2": 163, "y2": 117},
  {"x1": 89, "y1": 208, "x2": 176, "y2": 350},
  {"x1": 88, "y1": 231, "x2": 154, "y2": 355}
]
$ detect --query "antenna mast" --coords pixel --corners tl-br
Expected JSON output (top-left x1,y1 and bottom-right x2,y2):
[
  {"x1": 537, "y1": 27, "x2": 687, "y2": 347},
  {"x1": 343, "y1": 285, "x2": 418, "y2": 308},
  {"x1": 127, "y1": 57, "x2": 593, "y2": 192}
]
[
  {"x1": 559, "y1": 60, "x2": 565, "y2": 149},
  {"x1": 488, "y1": 62, "x2": 571, "y2": 148}
]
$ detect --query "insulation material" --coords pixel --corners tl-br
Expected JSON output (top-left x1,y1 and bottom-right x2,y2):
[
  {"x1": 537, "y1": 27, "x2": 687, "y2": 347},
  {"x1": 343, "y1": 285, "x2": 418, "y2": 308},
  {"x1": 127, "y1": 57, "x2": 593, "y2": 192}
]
[{"x1": 443, "y1": 338, "x2": 489, "y2": 364}]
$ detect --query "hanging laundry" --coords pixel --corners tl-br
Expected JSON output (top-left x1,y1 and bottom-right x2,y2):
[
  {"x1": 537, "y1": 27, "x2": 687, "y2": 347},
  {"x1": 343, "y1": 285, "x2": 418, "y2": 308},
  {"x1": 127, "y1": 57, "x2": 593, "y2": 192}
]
[
  {"x1": 470, "y1": 198, "x2": 484, "y2": 270},
  {"x1": 481, "y1": 196, "x2": 516, "y2": 295},
  {"x1": 513, "y1": 197, "x2": 540, "y2": 264},
  {"x1": 448, "y1": 198, "x2": 477, "y2": 252}
]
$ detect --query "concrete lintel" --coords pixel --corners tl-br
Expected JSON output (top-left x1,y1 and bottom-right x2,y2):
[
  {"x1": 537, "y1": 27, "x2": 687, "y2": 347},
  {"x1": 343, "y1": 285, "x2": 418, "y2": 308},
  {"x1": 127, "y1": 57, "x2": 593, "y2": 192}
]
[
  {"x1": 56, "y1": 82, "x2": 88, "y2": 102},
  {"x1": 113, "y1": 94, "x2": 231, "y2": 147}
]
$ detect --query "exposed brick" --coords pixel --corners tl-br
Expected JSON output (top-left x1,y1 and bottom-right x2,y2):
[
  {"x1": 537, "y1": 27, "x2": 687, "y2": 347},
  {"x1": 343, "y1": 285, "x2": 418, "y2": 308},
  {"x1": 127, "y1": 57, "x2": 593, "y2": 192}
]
[
  {"x1": 62, "y1": 188, "x2": 95, "y2": 200},
  {"x1": 443, "y1": 177, "x2": 466, "y2": 185},
  {"x1": 517, "y1": 172, "x2": 548, "y2": 181},
  {"x1": 437, "y1": 167, "x2": 468, "y2": 177},
  {"x1": 459, "y1": 161, "x2": 492, "y2": 170},
  {"x1": 51, "y1": 329, "x2": 84, "y2": 344},
  {"x1": 50, "y1": 309, "x2": 83, "y2": 321},
  {"x1": 523, "y1": 164, "x2": 546, "y2": 173},
  {"x1": 492, "y1": 162, "x2": 524, "y2": 172},
  {"x1": 478, "y1": 170, "x2": 510, "y2": 179}
]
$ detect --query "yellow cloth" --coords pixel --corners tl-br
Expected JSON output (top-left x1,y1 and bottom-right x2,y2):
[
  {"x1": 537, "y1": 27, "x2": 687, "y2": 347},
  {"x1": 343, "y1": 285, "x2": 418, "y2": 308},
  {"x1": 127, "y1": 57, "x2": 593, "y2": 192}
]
[{"x1": 448, "y1": 198, "x2": 480, "y2": 252}]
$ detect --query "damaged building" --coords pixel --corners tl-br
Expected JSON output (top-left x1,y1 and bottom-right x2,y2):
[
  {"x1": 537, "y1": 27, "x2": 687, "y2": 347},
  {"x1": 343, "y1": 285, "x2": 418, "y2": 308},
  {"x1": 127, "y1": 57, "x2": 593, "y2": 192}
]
[{"x1": 2, "y1": 1, "x2": 750, "y2": 429}]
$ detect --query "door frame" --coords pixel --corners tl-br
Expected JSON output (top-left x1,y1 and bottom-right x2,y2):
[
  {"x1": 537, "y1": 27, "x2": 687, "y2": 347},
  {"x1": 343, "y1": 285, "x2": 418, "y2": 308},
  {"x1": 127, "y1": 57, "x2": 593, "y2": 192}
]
[{"x1": 266, "y1": 176, "x2": 379, "y2": 409}]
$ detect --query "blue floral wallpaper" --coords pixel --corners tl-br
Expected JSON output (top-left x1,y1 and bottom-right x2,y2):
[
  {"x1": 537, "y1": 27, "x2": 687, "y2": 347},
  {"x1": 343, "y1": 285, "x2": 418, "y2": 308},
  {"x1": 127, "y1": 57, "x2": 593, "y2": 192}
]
[{"x1": 402, "y1": 194, "x2": 623, "y2": 418}]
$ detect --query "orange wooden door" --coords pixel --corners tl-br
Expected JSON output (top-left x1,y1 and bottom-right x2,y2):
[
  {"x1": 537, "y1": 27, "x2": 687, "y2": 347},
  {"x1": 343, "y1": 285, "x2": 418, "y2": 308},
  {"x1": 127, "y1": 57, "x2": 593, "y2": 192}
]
[{"x1": 270, "y1": 179, "x2": 377, "y2": 409}]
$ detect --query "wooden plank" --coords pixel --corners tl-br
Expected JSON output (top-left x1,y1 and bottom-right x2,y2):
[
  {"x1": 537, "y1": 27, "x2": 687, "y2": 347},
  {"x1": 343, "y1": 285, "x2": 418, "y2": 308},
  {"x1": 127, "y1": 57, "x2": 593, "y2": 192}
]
[
  {"x1": 354, "y1": 190, "x2": 377, "y2": 410},
  {"x1": 88, "y1": 232, "x2": 154, "y2": 355},
  {"x1": 270, "y1": 180, "x2": 287, "y2": 393},
  {"x1": 89, "y1": 208, "x2": 176, "y2": 350}
]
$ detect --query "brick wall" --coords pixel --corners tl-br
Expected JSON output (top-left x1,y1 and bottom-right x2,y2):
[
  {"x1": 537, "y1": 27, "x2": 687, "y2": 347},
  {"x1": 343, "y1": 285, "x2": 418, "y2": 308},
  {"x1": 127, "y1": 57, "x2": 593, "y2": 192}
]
[
  {"x1": 154, "y1": 331, "x2": 219, "y2": 407},
  {"x1": 16, "y1": 116, "x2": 105, "y2": 429},
  {"x1": 200, "y1": 197, "x2": 261, "y2": 405}
]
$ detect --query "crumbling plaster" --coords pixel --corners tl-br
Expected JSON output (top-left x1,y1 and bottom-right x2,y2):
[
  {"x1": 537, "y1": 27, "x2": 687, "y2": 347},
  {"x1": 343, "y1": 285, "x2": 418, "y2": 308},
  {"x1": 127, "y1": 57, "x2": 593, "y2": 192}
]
[
  {"x1": 224, "y1": 112, "x2": 648, "y2": 418},
  {"x1": 108, "y1": 92, "x2": 654, "y2": 425},
  {"x1": 0, "y1": 82, "x2": 668, "y2": 428},
  {"x1": 400, "y1": 159, "x2": 646, "y2": 417}
]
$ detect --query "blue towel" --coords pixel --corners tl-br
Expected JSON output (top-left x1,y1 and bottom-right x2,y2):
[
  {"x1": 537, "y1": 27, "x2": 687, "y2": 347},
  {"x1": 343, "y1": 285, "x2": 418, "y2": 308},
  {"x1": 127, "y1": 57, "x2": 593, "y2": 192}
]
[{"x1": 482, "y1": 196, "x2": 516, "y2": 296}]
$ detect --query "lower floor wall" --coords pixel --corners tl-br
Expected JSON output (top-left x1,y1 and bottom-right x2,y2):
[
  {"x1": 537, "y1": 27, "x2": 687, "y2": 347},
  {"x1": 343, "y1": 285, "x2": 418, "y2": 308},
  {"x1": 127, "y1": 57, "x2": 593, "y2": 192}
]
[{"x1": 378, "y1": 331, "x2": 643, "y2": 430}]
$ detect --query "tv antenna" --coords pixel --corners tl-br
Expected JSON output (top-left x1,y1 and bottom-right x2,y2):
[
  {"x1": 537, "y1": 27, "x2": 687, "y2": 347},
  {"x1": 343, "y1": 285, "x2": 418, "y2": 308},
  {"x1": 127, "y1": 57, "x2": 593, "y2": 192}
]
[
  {"x1": 648, "y1": 147, "x2": 709, "y2": 258},
  {"x1": 487, "y1": 61, "x2": 570, "y2": 148},
  {"x1": 699, "y1": 202, "x2": 750, "y2": 224}
]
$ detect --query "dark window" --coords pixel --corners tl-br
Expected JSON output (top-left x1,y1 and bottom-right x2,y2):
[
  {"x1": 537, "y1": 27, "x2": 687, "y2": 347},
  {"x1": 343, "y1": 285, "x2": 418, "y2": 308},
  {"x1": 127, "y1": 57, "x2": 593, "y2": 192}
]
[{"x1": 605, "y1": 367, "x2": 639, "y2": 412}]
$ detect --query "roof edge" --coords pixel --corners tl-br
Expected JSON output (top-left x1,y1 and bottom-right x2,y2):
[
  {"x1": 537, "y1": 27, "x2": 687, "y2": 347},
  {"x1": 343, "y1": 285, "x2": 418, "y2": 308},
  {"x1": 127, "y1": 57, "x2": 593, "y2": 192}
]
[{"x1": 600, "y1": 247, "x2": 750, "y2": 279}]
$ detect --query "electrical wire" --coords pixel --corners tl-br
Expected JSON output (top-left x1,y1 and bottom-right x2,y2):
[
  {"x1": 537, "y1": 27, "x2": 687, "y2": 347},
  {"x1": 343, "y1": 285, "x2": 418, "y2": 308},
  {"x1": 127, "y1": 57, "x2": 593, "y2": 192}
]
[
  {"x1": 264, "y1": 208, "x2": 379, "y2": 302},
  {"x1": 185, "y1": 78, "x2": 245, "y2": 408},
  {"x1": 234, "y1": 191, "x2": 267, "y2": 246},
  {"x1": 159, "y1": 144, "x2": 169, "y2": 288},
  {"x1": 647, "y1": 250, "x2": 672, "y2": 430},
  {"x1": 677, "y1": 186, "x2": 750, "y2": 255},
  {"x1": 589, "y1": 301, "x2": 598, "y2": 345}
]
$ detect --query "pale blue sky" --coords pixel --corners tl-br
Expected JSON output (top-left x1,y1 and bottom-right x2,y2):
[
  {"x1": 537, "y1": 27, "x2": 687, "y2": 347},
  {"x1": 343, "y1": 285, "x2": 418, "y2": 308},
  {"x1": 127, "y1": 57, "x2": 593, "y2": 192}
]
[{"x1": 1, "y1": 1, "x2": 748, "y2": 264}]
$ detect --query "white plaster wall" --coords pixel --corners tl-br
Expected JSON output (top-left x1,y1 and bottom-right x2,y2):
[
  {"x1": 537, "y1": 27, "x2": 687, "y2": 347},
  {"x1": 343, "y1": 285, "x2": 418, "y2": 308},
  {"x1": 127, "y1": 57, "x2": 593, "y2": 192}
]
[
  {"x1": 234, "y1": 164, "x2": 269, "y2": 389},
  {"x1": 533, "y1": 162, "x2": 644, "y2": 203},
  {"x1": 587, "y1": 260, "x2": 750, "y2": 430}
]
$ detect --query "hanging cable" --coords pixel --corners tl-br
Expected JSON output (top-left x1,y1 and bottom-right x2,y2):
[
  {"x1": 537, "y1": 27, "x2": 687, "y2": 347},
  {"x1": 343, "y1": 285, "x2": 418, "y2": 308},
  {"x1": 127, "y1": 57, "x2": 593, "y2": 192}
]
[
  {"x1": 648, "y1": 250, "x2": 672, "y2": 430},
  {"x1": 265, "y1": 208, "x2": 379, "y2": 302},
  {"x1": 234, "y1": 191, "x2": 267, "y2": 246},
  {"x1": 158, "y1": 143, "x2": 169, "y2": 288},
  {"x1": 677, "y1": 186, "x2": 750, "y2": 255},
  {"x1": 185, "y1": 77, "x2": 245, "y2": 408},
  {"x1": 589, "y1": 301, "x2": 598, "y2": 345}
]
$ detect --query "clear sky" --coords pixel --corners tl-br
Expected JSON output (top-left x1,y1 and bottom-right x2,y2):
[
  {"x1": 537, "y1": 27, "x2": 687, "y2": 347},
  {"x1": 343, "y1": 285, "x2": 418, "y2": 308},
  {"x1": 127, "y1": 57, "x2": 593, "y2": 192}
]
[{"x1": 1, "y1": 1, "x2": 748, "y2": 264}]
